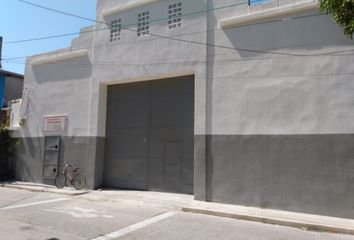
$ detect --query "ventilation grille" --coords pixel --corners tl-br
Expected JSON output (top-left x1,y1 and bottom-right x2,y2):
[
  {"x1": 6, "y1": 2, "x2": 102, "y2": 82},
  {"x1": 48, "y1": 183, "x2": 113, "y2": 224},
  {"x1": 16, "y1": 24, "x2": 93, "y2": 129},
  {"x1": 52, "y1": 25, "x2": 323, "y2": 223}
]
[
  {"x1": 110, "y1": 19, "x2": 121, "y2": 42},
  {"x1": 137, "y1": 11, "x2": 150, "y2": 36},
  {"x1": 168, "y1": 3, "x2": 182, "y2": 30}
]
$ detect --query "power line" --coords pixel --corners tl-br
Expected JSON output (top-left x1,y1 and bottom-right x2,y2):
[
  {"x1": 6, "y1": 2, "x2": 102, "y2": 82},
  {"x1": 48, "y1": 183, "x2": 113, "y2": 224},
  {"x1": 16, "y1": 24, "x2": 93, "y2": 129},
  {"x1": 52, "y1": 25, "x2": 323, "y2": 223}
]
[
  {"x1": 9, "y1": 0, "x2": 339, "y2": 58},
  {"x1": 6, "y1": 59, "x2": 354, "y2": 81},
  {"x1": 2, "y1": 35, "x2": 354, "y2": 61},
  {"x1": 5, "y1": 48, "x2": 354, "y2": 68},
  {"x1": 2, "y1": 26, "x2": 224, "y2": 60},
  {"x1": 6, "y1": 1, "x2": 322, "y2": 46},
  {"x1": 5, "y1": 1, "x2": 249, "y2": 44},
  {"x1": 4, "y1": 0, "x2": 353, "y2": 62},
  {"x1": 4, "y1": 32, "x2": 82, "y2": 45},
  {"x1": 17, "y1": 0, "x2": 100, "y2": 24}
]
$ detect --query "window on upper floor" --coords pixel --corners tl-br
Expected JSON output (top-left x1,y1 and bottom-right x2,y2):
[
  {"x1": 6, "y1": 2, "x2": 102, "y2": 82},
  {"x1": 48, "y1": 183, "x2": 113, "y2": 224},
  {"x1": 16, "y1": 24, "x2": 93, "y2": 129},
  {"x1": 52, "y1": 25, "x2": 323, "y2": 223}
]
[
  {"x1": 137, "y1": 11, "x2": 150, "y2": 36},
  {"x1": 248, "y1": 0, "x2": 316, "y2": 7},
  {"x1": 168, "y1": 2, "x2": 182, "y2": 30},
  {"x1": 110, "y1": 19, "x2": 121, "y2": 42},
  {"x1": 248, "y1": 0, "x2": 270, "y2": 6}
]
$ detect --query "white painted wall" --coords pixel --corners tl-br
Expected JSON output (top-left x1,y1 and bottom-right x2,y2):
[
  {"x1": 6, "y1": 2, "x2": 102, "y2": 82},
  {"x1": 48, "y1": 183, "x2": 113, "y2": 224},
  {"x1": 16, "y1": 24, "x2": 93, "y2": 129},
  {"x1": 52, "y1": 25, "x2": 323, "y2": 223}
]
[
  {"x1": 208, "y1": 0, "x2": 354, "y2": 134},
  {"x1": 17, "y1": 27, "x2": 94, "y2": 138},
  {"x1": 18, "y1": 0, "x2": 354, "y2": 139},
  {"x1": 93, "y1": 0, "x2": 208, "y2": 137}
]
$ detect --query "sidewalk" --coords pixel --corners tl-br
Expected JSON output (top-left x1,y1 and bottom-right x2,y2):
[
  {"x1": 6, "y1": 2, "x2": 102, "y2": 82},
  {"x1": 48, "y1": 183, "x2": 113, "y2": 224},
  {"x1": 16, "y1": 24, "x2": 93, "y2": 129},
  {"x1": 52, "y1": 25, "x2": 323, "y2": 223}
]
[
  {"x1": 0, "y1": 181, "x2": 89, "y2": 196},
  {"x1": 80, "y1": 189, "x2": 194, "y2": 210},
  {"x1": 2, "y1": 181, "x2": 354, "y2": 235},
  {"x1": 0, "y1": 181, "x2": 194, "y2": 210},
  {"x1": 182, "y1": 200, "x2": 354, "y2": 235}
]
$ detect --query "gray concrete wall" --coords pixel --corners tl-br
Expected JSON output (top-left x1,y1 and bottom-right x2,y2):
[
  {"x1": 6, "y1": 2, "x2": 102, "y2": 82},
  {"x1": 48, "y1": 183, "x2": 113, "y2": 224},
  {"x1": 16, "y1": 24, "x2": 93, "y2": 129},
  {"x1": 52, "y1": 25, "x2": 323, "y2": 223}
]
[
  {"x1": 15, "y1": 137, "x2": 104, "y2": 189},
  {"x1": 94, "y1": 0, "x2": 208, "y2": 137},
  {"x1": 13, "y1": 26, "x2": 99, "y2": 189},
  {"x1": 15, "y1": 0, "x2": 208, "y2": 190},
  {"x1": 15, "y1": 0, "x2": 354, "y2": 218},
  {"x1": 193, "y1": 0, "x2": 354, "y2": 218},
  {"x1": 200, "y1": 134, "x2": 354, "y2": 219}
]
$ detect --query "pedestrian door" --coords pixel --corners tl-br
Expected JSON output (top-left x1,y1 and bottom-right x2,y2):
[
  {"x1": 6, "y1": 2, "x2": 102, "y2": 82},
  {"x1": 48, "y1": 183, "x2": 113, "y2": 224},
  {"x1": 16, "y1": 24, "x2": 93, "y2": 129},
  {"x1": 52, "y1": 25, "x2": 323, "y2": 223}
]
[{"x1": 103, "y1": 76, "x2": 194, "y2": 194}]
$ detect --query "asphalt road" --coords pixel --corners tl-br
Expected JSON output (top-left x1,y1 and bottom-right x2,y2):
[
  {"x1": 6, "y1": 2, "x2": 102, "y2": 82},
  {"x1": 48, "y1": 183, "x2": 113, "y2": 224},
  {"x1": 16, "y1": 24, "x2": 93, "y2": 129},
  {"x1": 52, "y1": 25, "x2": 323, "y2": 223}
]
[{"x1": 1, "y1": 188, "x2": 354, "y2": 240}]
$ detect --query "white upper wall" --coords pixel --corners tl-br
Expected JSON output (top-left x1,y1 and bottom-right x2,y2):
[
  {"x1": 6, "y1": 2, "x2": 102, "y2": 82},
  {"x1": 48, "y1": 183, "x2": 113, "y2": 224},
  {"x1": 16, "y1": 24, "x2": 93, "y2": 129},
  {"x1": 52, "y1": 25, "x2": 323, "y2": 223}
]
[
  {"x1": 20, "y1": 0, "x2": 354, "y2": 138},
  {"x1": 91, "y1": 0, "x2": 208, "y2": 137},
  {"x1": 100, "y1": 0, "x2": 161, "y2": 17},
  {"x1": 206, "y1": 0, "x2": 354, "y2": 135}
]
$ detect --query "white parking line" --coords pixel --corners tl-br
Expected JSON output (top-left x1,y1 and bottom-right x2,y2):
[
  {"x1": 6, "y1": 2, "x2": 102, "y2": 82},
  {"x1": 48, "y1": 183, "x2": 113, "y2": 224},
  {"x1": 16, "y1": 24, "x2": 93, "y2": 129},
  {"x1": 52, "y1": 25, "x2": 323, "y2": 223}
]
[
  {"x1": 0, "y1": 198, "x2": 70, "y2": 210},
  {"x1": 91, "y1": 211, "x2": 177, "y2": 240}
]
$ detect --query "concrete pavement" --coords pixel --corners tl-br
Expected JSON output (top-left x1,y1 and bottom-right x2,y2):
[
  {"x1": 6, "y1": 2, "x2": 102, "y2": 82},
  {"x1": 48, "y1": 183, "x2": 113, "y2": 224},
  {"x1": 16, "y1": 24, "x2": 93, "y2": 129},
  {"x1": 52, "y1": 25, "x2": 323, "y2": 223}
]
[
  {"x1": 1, "y1": 188, "x2": 354, "y2": 240},
  {"x1": 0, "y1": 188, "x2": 171, "y2": 240},
  {"x1": 0, "y1": 181, "x2": 89, "y2": 196},
  {"x1": 183, "y1": 200, "x2": 354, "y2": 235},
  {"x1": 2, "y1": 182, "x2": 354, "y2": 238},
  {"x1": 118, "y1": 212, "x2": 354, "y2": 240}
]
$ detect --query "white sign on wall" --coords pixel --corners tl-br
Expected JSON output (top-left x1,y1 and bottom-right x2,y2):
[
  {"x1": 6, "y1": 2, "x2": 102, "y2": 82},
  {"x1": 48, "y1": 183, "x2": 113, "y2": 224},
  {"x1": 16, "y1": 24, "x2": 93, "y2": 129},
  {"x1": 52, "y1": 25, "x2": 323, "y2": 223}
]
[
  {"x1": 9, "y1": 99, "x2": 22, "y2": 130},
  {"x1": 43, "y1": 115, "x2": 67, "y2": 134}
]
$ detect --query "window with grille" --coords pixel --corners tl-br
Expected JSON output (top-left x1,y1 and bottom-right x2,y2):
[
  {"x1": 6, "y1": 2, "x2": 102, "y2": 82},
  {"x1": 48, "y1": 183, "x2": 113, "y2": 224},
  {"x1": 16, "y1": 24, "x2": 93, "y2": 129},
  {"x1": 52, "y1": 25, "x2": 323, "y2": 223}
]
[
  {"x1": 137, "y1": 11, "x2": 150, "y2": 36},
  {"x1": 110, "y1": 19, "x2": 121, "y2": 42},
  {"x1": 168, "y1": 2, "x2": 182, "y2": 30},
  {"x1": 248, "y1": 0, "x2": 270, "y2": 5}
]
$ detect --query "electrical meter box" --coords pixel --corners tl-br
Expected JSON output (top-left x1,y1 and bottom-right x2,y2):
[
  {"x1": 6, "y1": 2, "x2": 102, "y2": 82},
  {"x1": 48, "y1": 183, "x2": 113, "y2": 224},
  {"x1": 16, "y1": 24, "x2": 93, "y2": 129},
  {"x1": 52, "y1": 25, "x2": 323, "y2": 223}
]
[{"x1": 42, "y1": 136, "x2": 61, "y2": 179}]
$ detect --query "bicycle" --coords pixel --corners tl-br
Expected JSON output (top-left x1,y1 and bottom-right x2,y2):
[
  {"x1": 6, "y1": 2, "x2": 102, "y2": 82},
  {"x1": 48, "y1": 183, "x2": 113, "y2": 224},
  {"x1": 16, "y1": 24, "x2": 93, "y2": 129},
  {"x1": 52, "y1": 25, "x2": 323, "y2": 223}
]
[{"x1": 54, "y1": 164, "x2": 86, "y2": 190}]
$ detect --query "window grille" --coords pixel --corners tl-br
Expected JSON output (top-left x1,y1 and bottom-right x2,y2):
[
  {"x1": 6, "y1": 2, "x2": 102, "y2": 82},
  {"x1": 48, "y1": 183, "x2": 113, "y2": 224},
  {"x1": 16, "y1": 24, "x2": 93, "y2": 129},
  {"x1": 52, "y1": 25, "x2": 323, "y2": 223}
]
[
  {"x1": 168, "y1": 3, "x2": 182, "y2": 30},
  {"x1": 110, "y1": 19, "x2": 121, "y2": 42},
  {"x1": 137, "y1": 11, "x2": 150, "y2": 36},
  {"x1": 248, "y1": 0, "x2": 269, "y2": 5}
]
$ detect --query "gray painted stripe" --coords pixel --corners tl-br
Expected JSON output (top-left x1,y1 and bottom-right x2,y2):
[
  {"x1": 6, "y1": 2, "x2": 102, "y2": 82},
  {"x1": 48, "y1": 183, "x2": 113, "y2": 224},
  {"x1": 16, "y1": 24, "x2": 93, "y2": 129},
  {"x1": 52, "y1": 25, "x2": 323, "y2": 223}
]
[
  {"x1": 91, "y1": 211, "x2": 176, "y2": 240},
  {"x1": 195, "y1": 134, "x2": 354, "y2": 219}
]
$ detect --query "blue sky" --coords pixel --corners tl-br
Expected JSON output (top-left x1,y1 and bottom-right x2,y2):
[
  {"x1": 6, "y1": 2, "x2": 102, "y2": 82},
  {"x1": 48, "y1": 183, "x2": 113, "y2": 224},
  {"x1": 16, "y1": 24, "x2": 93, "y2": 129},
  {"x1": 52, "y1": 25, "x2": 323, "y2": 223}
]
[{"x1": 0, "y1": 0, "x2": 97, "y2": 74}]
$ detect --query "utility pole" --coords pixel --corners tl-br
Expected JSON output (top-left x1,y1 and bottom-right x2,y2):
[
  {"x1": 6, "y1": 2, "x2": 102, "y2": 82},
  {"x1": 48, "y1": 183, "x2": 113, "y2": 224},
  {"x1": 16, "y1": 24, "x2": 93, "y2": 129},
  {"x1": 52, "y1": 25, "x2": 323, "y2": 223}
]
[{"x1": 0, "y1": 36, "x2": 3, "y2": 69}]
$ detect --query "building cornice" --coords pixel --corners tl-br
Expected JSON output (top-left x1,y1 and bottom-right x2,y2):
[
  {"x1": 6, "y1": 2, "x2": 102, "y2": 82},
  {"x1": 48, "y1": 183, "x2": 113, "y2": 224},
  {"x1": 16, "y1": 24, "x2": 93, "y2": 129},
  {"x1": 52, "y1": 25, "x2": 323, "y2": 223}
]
[
  {"x1": 0, "y1": 69, "x2": 23, "y2": 78},
  {"x1": 219, "y1": 2, "x2": 319, "y2": 29},
  {"x1": 102, "y1": 0, "x2": 160, "y2": 17},
  {"x1": 29, "y1": 49, "x2": 88, "y2": 65}
]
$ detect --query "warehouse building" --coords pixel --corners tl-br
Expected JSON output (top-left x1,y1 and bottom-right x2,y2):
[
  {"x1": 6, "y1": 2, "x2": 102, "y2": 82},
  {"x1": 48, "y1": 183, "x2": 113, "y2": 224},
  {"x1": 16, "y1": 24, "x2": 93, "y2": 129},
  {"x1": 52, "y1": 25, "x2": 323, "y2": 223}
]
[{"x1": 13, "y1": 0, "x2": 354, "y2": 219}]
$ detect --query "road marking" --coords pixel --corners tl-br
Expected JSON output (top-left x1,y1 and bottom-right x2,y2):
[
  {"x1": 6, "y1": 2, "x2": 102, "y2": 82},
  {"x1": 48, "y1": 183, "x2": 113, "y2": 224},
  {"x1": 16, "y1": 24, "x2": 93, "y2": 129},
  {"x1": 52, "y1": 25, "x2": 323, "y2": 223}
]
[
  {"x1": 44, "y1": 206, "x2": 114, "y2": 219},
  {"x1": 0, "y1": 198, "x2": 70, "y2": 210},
  {"x1": 45, "y1": 206, "x2": 98, "y2": 218},
  {"x1": 91, "y1": 211, "x2": 177, "y2": 240}
]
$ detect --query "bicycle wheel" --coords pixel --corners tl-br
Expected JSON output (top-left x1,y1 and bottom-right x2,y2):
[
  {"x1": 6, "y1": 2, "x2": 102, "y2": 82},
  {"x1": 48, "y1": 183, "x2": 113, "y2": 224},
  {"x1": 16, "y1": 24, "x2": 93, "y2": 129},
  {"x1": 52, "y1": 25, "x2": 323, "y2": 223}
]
[
  {"x1": 54, "y1": 173, "x2": 67, "y2": 189},
  {"x1": 73, "y1": 174, "x2": 86, "y2": 190}
]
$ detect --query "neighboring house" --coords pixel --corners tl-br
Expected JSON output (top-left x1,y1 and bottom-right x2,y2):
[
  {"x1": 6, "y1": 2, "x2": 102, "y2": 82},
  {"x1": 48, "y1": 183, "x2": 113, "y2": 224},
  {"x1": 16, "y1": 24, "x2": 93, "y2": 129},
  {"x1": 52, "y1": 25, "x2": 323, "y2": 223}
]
[
  {"x1": 0, "y1": 36, "x2": 24, "y2": 122},
  {"x1": 0, "y1": 69, "x2": 24, "y2": 108},
  {"x1": 0, "y1": 69, "x2": 24, "y2": 125},
  {"x1": 14, "y1": 0, "x2": 354, "y2": 219}
]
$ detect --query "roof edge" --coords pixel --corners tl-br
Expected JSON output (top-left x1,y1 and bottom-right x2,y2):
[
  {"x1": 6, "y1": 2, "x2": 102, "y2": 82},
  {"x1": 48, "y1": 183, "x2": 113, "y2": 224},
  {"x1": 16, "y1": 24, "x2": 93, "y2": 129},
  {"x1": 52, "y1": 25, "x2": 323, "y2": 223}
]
[{"x1": 0, "y1": 69, "x2": 24, "y2": 78}]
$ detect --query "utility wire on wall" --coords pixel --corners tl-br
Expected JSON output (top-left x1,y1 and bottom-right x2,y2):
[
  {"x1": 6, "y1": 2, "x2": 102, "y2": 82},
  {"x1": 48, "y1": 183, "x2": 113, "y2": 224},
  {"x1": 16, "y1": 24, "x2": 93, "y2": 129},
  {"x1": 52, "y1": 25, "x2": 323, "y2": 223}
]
[
  {"x1": 5, "y1": 48, "x2": 354, "y2": 68},
  {"x1": 2, "y1": 0, "x2": 354, "y2": 62},
  {"x1": 5, "y1": 0, "x2": 250, "y2": 44}
]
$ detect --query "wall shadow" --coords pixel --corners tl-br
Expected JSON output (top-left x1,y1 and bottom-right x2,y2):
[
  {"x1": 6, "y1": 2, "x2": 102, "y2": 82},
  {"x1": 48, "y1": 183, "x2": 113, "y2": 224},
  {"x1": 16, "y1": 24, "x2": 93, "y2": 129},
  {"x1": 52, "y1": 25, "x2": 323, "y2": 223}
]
[
  {"x1": 32, "y1": 56, "x2": 92, "y2": 83},
  {"x1": 223, "y1": 10, "x2": 354, "y2": 58}
]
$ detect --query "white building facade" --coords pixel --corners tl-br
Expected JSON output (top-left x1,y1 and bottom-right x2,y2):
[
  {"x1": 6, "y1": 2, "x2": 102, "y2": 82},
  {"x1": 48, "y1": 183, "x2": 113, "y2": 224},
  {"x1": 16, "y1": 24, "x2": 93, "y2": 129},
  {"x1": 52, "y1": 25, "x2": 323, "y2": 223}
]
[{"x1": 15, "y1": 0, "x2": 354, "y2": 219}]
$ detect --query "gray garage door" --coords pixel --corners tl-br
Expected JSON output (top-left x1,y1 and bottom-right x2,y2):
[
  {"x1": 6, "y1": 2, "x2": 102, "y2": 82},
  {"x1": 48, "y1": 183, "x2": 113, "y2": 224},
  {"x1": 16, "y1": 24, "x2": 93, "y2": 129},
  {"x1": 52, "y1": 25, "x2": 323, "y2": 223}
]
[{"x1": 104, "y1": 76, "x2": 194, "y2": 194}]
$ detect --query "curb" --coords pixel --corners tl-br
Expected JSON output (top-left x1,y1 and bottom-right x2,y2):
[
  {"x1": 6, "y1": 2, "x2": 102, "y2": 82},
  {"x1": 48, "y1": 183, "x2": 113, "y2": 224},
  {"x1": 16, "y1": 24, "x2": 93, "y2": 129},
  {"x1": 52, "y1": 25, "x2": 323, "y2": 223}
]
[
  {"x1": 0, "y1": 183, "x2": 89, "y2": 196},
  {"x1": 182, "y1": 205, "x2": 354, "y2": 235}
]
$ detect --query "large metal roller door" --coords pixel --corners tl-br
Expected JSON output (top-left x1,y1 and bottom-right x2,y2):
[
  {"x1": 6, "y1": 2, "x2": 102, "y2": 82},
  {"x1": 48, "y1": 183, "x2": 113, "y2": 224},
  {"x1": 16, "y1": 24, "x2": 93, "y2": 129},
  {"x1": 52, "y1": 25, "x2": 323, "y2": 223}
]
[{"x1": 104, "y1": 76, "x2": 194, "y2": 194}]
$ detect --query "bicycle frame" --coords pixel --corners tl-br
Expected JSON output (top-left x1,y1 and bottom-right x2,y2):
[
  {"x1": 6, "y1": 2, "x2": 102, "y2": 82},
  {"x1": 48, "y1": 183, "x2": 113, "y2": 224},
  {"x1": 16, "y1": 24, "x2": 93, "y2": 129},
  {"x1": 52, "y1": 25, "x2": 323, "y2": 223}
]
[
  {"x1": 61, "y1": 165, "x2": 78, "y2": 184},
  {"x1": 55, "y1": 163, "x2": 86, "y2": 190}
]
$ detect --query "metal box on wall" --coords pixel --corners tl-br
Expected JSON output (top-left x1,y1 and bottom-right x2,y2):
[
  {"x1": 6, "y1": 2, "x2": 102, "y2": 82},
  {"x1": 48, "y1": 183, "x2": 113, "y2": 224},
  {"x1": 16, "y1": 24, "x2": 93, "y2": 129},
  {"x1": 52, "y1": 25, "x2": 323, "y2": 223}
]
[{"x1": 42, "y1": 136, "x2": 61, "y2": 180}]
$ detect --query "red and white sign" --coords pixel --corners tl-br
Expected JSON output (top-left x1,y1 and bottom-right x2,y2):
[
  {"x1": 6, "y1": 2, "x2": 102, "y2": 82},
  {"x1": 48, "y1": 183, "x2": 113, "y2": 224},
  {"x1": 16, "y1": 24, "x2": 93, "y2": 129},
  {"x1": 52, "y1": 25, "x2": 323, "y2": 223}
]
[{"x1": 43, "y1": 115, "x2": 67, "y2": 133}]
